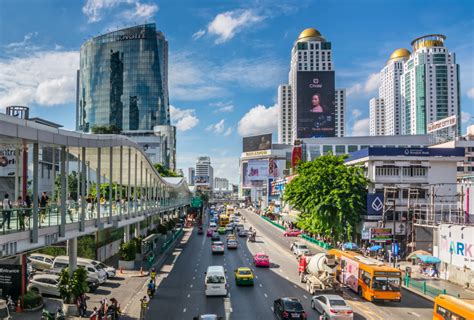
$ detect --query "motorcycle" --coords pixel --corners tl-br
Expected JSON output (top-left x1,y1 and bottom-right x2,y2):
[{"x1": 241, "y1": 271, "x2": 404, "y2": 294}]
[
  {"x1": 147, "y1": 287, "x2": 155, "y2": 298},
  {"x1": 41, "y1": 306, "x2": 65, "y2": 320}
]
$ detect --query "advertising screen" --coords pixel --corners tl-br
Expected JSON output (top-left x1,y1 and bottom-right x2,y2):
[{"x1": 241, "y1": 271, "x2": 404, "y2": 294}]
[
  {"x1": 194, "y1": 175, "x2": 209, "y2": 186},
  {"x1": 296, "y1": 71, "x2": 335, "y2": 138},
  {"x1": 242, "y1": 134, "x2": 272, "y2": 152},
  {"x1": 246, "y1": 160, "x2": 269, "y2": 181}
]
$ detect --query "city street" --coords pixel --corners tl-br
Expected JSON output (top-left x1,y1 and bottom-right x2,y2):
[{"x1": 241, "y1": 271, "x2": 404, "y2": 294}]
[{"x1": 147, "y1": 209, "x2": 435, "y2": 319}]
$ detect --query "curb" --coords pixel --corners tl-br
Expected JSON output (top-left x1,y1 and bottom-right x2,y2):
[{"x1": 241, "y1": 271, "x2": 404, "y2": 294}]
[{"x1": 402, "y1": 285, "x2": 435, "y2": 302}]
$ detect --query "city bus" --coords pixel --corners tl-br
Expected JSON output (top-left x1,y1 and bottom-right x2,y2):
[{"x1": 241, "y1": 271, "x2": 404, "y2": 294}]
[
  {"x1": 433, "y1": 294, "x2": 474, "y2": 320},
  {"x1": 328, "y1": 249, "x2": 402, "y2": 302},
  {"x1": 219, "y1": 214, "x2": 229, "y2": 227}
]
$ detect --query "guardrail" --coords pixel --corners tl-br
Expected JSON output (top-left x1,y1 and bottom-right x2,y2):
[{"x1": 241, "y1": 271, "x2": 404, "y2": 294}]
[
  {"x1": 404, "y1": 274, "x2": 460, "y2": 298},
  {"x1": 261, "y1": 216, "x2": 286, "y2": 231},
  {"x1": 301, "y1": 234, "x2": 333, "y2": 250},
  {"x1": 160, "y1": 228, "x2": 184, "y2": 253}
]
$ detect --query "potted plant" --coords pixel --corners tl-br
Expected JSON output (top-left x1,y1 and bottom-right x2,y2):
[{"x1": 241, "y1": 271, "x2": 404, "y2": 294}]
[
  {"x1": 118, "y1": 240, "x2": 137, "y2": 270},
  {"x1": 58, "y1": 267, "x2": 88, "y2": 316},
  {"x1": 22, "y1": 290, "x2": 43, "y2": 311}
]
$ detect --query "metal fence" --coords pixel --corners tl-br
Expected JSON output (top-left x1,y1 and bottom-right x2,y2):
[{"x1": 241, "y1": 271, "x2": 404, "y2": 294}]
[{"x1": 404, "y1": 275, "x2": 461, "y2": 298}]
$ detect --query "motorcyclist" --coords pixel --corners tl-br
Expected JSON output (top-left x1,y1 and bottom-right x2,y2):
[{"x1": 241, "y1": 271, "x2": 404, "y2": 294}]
[
  {"x1": 147, "y1": 279, "x2": 156, "y2": 297},
  {"x1": 150, "y1": 268, "x2": 157, "y2": 284},
  {"x1": 108, "y1": 297, "x2": 121, "y2": 320}
]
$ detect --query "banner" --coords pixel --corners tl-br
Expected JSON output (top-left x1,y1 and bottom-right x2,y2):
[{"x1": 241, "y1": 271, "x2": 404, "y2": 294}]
[
  {"x1": 242, "y1": 134, "x2": 272, "y2": 152},
  {"x1": 296, "y1": 71, "x2": 335, "y2": 138},
  {"x1": 369, "y1": 228, "x2": 392, "y2": 242},
  {"x1": 246, "y1": 160, "x2": 269, "y2": 181},
  {"x1": 194, "y1": 175, "x2": 209, "y2": 186},
  {"x1": 367, "y1": 193, "x2": 384, "y2": 216}
]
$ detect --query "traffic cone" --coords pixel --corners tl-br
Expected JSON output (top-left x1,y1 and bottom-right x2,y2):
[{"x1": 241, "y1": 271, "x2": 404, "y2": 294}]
[{"x1": 16, "y1": 299, "x2": 22, "y2": 313}]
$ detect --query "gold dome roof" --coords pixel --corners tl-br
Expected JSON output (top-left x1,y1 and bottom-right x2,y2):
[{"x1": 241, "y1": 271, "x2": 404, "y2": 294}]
[
  {"x1": 388, "y1": 48, "x2": 411, "y2": 61},
  {"x1": 297, "y1": 28, "x2": 324, "y2": 42}
]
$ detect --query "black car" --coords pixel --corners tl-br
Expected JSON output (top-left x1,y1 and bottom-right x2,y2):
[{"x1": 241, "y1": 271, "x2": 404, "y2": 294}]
[
  {"x1": 273, "y1": 297, "x2": 307, "y2": 320},
  {"x1": 211, "y1": 232, "x2": 220, "y2": 241}
]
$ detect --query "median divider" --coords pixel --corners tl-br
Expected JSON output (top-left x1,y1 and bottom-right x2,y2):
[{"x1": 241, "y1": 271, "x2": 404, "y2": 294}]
[
  {"x1": 261, "y1": 216, "x2": 286, "y2": 231},
  {"x1": 403, "y1": 274, "x2": 460, "y2": 300}
]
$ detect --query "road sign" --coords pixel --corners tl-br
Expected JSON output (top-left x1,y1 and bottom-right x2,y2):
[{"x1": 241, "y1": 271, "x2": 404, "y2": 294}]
[{"x1": 191, "y1": 197, "x2": 203, "y2": 208}]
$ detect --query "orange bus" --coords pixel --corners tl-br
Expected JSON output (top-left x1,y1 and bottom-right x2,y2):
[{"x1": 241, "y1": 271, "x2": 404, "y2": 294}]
[
  {"x1": 328, "y1": 249, "x2": 402, "y2": 302},
  {"x1": 433, "y1": 294, "x2": 474, "y2": 320}
]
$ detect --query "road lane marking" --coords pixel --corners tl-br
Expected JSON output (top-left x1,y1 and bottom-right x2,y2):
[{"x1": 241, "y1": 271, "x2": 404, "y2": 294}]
[
  {"x1": 264, "y1": 293, "x2": 268, "y2": 298},
  {"x1": 255, "y1": 276, "x2": 258, "y2": 279},
  {"x1": 192, "y1": 276, "x2": 195, "y2": 280},
  {"x1": 259, "y1": 284, "x2": 263, "y2": 287},
  {"x1": 183, "y1": 308, "x2": 186, "y2": 313},
  {"x1": 303, "y1": 295, "x2": 308, "y2": 299},
  {"x1": 190, "y1": 284, "x2": 193, "y2": 288},
  {"x1": 293, "y1": 285, "x2": 297, "y2": 288},
  {"x1": 187, "y1": 294, "x2": 191, "y2": 298},
  {"x1": 409, "y1": 312, "x2": 421, "y2": 318},
  {"x1": 224, "y1": 297, "x2": 232, "y2": 320},
  {"x1": 271, "y1": 307, "x2": 274, "y2": 312}
]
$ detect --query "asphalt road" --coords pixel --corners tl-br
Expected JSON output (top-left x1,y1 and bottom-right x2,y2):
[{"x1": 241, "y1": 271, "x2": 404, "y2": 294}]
[{"x1": 148, "y1": 208, "x2": 434, "y2": 320}]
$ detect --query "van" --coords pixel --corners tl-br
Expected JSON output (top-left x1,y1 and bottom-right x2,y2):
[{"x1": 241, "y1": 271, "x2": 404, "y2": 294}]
[
  {"x1": 205, "y1": 266, "x2": 227, "y2": 296},
  {"x1": 77, "y1": 257, "x2": 112, "y2": 279},
  {"x1": 52, "y1": 256, "x2": 107, "y2": 284},
  {"x1": 28, "y1": 253, "x2": 54, "y2": 271}
]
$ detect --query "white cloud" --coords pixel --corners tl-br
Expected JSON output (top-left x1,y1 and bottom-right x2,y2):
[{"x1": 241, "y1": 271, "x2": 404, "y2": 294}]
[
  {"x1": 467, "y1": 87, "x2": 474, "y2": 99},
  {"x1": 207, "y1": 9, "x2": 264, "y2": 44},
  {"x1": 0, "y1": 50, "x2": 79, "y2": 109},
  {"x1": 5, "y1": 32, "x2": 39, "y2": 50},
  {"x1": 347, "y1": 73, "x2": 380, "y2": 96},
  {"x1": 170, "y1": 105, "x2": 199, "y2": 132},
  {"x1": 210, "y1": 101, "x2": 234, "y2": 113},
  {"x1": 237, "y1": 104, "x2": 278, "y2": 136},
  {"x1": 351, "y1": 118, "x2": 370, "y2": 136},
  {"x1": 351, "y1": 108, "x2": 362, "y2": 119},
  {"x1": 192, "y1": 29, "x2": 206, "y2": 40},
  {"x1": 206, "y1": 119, "x2": 233, "y2": 136},
  {"x1": 82, "y1": 0, "x2": 156, "y2": 23},
  {"x1": 462, "y1": 111, "x2": 472, "y2": 124}
]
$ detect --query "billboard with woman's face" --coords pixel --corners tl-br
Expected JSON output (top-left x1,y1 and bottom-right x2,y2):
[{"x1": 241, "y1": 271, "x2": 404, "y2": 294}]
[{"x1": 296, "y1": 71, "x2": 335, "y2": 138}]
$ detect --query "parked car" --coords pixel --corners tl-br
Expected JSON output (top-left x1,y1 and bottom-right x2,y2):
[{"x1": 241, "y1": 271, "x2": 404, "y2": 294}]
[
  {"x1": 311, "y1": 295, "x2": 353, "y2": 319},
  {"x1": 283, "y1": 229, "x2": 302, "y2": 237},
  {"x1": 273, "y1": 297, "x2": 307, "y2": 319},
  {"x1": 91, "y1": 260, "x2": 116, "y2": 278},
  {"x1": 46, "y1": 268, "x2": 100, "y2": 292},
  {"x1": 291, "y1": 241, "x2": 311, "y2": 256},
  {"x1": 253, "y1": 252, "x2": 270, "y2": 267},
  {"x1": 211, "y1": 241, "x2": 225, "y2": 255},
  {"x1": 27, "y1": 274, "x2": 61, "y2": 297},
  {"x1": 28, "y1": 253, "x2": 54, "y2": 271}
]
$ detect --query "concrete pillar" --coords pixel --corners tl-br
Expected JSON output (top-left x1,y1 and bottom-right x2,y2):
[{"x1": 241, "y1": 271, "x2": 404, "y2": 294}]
[
  {"x1": 134, "y1": 152, "x2": 138, "y2": 217},
  {"x1": 67, "y1": 237, "x2": 77, "y2": 277},
  {"x1": 119, "y1": 146, "x2": 123, "y2": 219},
  {"x1": 65, "y1": 148, "x2": 69, "y2": 198},
  {"x1": 140, "y1": 160, "x2": 143, "y2": 214},
  {"x1": 59, "y1": 146, "x2": 66, "y2": 237},
  {"x1": 96, "y1": 147, "x2": 101, "y2": 222},
  {"x1": 127, "y1": 148, "x2": 131, "y2": 217},
  {"x1": 109, "y1": 147, "x2": 113, "y2": 222},
  {"x1": 135, "y1": 222, "x2": 140, "y2": 238},
  {"x1": 51, "y1": 147, "x2": 56, "y2": 201},
  {"x1": 124, "y1": 224, "x2": 130, "y2": 243},
  {"x1": 14, "y1": 147, "x2": 19, "y2": 201},
  {"x1": 32, "y1": 143, "x2": 39, "y2": 243},
  {"x1": 80, "y1": 148, "x2": 86, "y2": 232}
]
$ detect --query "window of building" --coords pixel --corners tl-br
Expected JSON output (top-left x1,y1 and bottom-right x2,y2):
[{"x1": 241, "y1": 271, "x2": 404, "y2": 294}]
[
  {"x1": 335, "y1": 145, "x2": 346, "y2": 154},
  {"x1": 347, "y1": 145, "x2": 359, "y2": 153},
  {"x1": 375, "y1": 166, "x2": 400, "y2": 176},
  {"x1": 402, "y1": 166, "x2": 427, "y2": 177},
  {"x1": 322, "y1": 145, "x2": 333, "y2": 154}
]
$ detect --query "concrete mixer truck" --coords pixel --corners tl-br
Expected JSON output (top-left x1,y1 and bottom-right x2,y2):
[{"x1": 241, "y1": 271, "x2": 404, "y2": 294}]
[{"x1": 298, "y1": 253, "x2": 341, "y2": 295}]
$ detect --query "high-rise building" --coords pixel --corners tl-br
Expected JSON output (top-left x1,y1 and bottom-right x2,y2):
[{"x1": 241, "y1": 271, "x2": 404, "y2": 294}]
[
  {"x1": 195, "y1": 156, "x2": 213, "y2": 189},
  {"x1": 278, "y1": 28, "x2": 345, "y2": 143},
  {"x1": 369, "y1": 98, "x2": 385, "y2": 136},
  {"x1": 76, "y1": 24, "x2": 176, "y2": 169},
  {"x1": 188, "y1": 167, "x2": 195, "y2": 186},
  {"x1": 278, "y1": 85, "x2": 292, "y2": 144},
  {"x1": 401, "y1": 34, "x2": 460, "y2": 136},
  {"x1": 214, "y1": 177, "x2": 229, "y2": 191}
]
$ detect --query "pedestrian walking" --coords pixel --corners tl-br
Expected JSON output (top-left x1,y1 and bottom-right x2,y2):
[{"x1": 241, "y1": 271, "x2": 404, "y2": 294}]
[
  {"x1": 39, "y1": 191, "x2": 49, "y2": 223},
  {"x1": 1, "y1": 194, "x2": 12, "y2": 229},
  {"x1": 15, "y1": 196, "x2": 26, "y2": 230}
]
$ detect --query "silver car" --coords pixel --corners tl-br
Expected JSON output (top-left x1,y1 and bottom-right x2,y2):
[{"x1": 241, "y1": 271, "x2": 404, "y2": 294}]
[
  {"x1": 311, "y1": 294, "x2": 353, "y2": 319},
  {"x1": 27, "y1": 274, "x2": 61, "y2": 297}
]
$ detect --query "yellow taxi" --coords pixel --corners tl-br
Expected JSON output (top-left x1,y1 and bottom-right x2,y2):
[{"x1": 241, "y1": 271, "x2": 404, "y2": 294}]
[
  {"x1": 234, "y1": 267, "x2": 254, "y2": 286},
  {"x1": 227, "y1": 234, "x2": 236, "y2": 240}
]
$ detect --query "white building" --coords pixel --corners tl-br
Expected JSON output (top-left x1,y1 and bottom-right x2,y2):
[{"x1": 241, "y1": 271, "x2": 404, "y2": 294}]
[
  {"x1": 369, "y1": 98, "x2": 385, "y2": 136},
  {"x1": 277, "y1": 28, "x2": 345, "y2": 144},
  {"x1": 401, "y1": 34, "x2": 461, "y2": 136},
  {"x1": 278, "y1": 84, "x2": 292, "y2": 144},
  {"x1": 214, "y1": 177, "x2": 229, "y2": 191},
  {"x1": 195, "y1": 156, "x2": 213, "y2": 188},
  {"x1": 187, "y1": 167, "x2": 195, "y2": 186}
]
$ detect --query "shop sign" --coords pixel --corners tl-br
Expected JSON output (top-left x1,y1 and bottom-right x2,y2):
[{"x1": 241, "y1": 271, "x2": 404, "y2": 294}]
[{"x1": 369, "y1": 228, "x2": 392, "y2": 242}]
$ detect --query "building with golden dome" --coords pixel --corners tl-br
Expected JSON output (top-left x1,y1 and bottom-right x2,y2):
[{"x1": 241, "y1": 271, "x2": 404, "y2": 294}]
[
  {"x1": 370, "y1": 34, "x2": 460, "y2": 138},
  {"x1": 278, "y1": 28, "x2": 345, "y2": 144}
]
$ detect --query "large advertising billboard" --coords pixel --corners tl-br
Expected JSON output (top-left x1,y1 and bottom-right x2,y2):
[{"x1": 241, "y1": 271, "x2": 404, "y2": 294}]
[
  {"x1": 246, "y1": 160, "x2": 269, "y2": 181},
  {"x1": 194, "y1": 175, "x2": 209, "y2": 186},
  {"x1": 296, "y1": 71, "x2": 335, "y2": 138},
  {"x1": 243, "y1": 134, "x2": 272, "y2": 153}
]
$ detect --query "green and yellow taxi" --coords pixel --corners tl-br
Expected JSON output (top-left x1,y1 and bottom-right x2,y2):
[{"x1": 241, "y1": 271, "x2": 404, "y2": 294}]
[
  {"x1": 234, "y1": 267, "x2": 254, "y2": 286},
  {"x1": 217, "y1": 226, "x2": 227, "y2": 234}
]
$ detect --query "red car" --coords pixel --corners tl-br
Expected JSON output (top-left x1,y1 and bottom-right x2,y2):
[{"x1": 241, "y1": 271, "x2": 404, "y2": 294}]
[
  {"x1": 253, "y1": 253, "x2": 270, "y2": 267},
  {"x1": 207, "y1": 229, "x2": 214, "y2": 237},
  {"x1": 283, "y1": 229, "x2": 302, "y2": 237}
]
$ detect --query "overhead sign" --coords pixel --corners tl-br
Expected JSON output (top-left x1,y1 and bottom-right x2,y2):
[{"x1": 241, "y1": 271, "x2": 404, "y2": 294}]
[
  {"x1": 369, "y1": 228, "x2": 392, "y2": 242},
  {"x1": 367, "y1": 193, "x2": 384, "y2": 216},
  {"x1": 191, "y1": 197, "x2": 203, "y2": 208},
  {"x1": 427, "y1": 115, "x2": 457, "y2": 133}
]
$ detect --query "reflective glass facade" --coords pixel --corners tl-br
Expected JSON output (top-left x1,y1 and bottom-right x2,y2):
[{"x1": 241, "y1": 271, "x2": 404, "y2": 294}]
[{"x1": 77, "y1": 24, "x2": 169, "y2": 132}]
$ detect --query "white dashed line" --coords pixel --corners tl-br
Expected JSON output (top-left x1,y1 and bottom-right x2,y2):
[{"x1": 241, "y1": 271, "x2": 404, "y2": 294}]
[
  {"x1": 187, "y1": 294, "x2": 191, "y2": 298},
  {"x1": 255, "y1": 276, "x2": 258, "y2": 279},
  {"x1": 303, "y1": 295, "x2": 308, "y2": 299},
  {"x1": 183, "y1": 308, "x2": 186, "y2": 313},
  {"x1": 293, "y1": 284, "x2": 297, "y2": 288},
  {"x1": 190, "y1": 284, "x2": 193, "y2": 288},
  {"x1": 192, "y1": 276, "x2": 195, "y2": 280},
  {"x1": 259, "y1": 284, "x2": 263, "y2": 288},
  {"x1": 264, "y1": 293, "x2": 268, "y2": 298}
]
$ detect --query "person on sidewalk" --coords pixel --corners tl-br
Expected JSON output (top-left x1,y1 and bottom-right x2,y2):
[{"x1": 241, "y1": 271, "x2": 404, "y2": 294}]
[
  {"x1": 15, "y1": 196, "x2": 26, "y2": 231},
  {"x1": 39, "y1": 191, "x2": 49, "y2": 223},
  {"x1": 1, "y1": 194, "x2": 12, "y2": 229}
]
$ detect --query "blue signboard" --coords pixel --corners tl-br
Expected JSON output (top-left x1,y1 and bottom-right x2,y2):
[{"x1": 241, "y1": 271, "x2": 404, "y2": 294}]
[
  {"x1": 367, "y1": 193, "x2": 384, "y2": 216},
  {"x1": 392, "y1": 243, "x2": 399, "y2": 255},
  {"x1": 346, "y1": 147, "x2": 465, "y2": 162}
]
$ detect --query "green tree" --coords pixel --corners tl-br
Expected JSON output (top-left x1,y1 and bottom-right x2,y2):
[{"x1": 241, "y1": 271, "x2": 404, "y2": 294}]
[
  {"x1": 153, "y1": 163, "x2": 181, "y2": 177},
  {"x1": 58, "y1": 267, "x2": 89, "y2": 304},
  {"x1": 54, "y1": 171, "x2": 81, "y2": 200},
  {"x1": 91, "y1": 124, "x2": 121, "y2": 134},
  {"x1": 283, "y1": 154, "x2": 368, "y2": 242}
]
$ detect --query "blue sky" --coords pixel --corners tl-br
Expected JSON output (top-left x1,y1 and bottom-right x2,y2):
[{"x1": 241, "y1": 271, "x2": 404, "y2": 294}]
[{"x1": 0, "y1": 0, "x2": 473, "y2": 184}]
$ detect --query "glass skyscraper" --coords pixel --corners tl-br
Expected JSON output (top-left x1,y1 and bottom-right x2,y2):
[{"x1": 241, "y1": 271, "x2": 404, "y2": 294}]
[{"x1": 77, "y1": 23, "x2": 169, "y2": 132}]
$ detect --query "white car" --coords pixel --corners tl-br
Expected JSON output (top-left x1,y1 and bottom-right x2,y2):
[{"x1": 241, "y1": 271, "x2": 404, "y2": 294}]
[
  {"x1": 211, "y1": 241, "x2": 225, "y2": 255},
  {"x1": 225, "y1": 224, "x2": 234, "y2": 232},
  {"x1": 27, "y1": 274, "x2": 61, "y2": 297},
  {"x1": 291, "y1": 241, "x2": 311, "y2": 256},
  {"x1": 226, "y1": 239, "x2": 238, "y2": 249},
  {"x1": 92, "y1": 261, "x2": 116, "y2": 278},
  {"x1": 311, "y1": 294, "x2": 353, "y2": 319}
]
